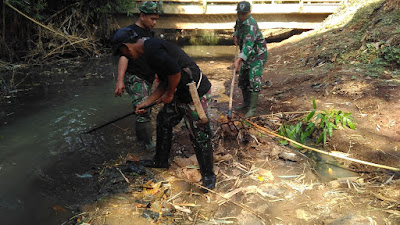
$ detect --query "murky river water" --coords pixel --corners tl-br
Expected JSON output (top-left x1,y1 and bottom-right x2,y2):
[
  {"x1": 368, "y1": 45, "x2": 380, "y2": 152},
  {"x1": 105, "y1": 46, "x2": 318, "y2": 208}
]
[{"x1": 0, "y1": 45, "x2": 236, "y2": 224}]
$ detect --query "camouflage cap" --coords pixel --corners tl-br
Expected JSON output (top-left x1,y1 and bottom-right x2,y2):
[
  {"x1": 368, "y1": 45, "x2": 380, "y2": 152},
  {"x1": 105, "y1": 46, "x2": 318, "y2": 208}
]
[
  {"x1": 139, "y1": 1, "x2": 160, "y2": 14},
  {"x1": 236, "y1": 1, "x2": 251, "y2": 12}
]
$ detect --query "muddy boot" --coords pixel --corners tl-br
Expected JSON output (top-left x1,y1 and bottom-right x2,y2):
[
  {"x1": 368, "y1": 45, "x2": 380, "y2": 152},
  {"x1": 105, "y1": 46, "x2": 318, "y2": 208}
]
[
  {"x1": 193, "y1": 138, "x2": 216, "y2": 193},
  {"x1": 140, "y1": 107, "x2": 182, "y2": 169},
  {"x1": 235, "y1": 88, "x2": 250, "y2": 110},
  {"x1": 140, "y1": 124, "x2": 171, "y2": 169},
  {"x1": 136, "y1": 121, "x2": 155, "y2": 150},
  {"x1": 244, "y1": 92, "x2": 259, "y2": 118}
]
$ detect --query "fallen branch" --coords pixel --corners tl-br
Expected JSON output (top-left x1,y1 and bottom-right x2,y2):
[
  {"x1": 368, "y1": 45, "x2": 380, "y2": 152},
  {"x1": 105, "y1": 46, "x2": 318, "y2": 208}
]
[{"x1": 246, "y1": 119, "x2": 400, "y2": 172}]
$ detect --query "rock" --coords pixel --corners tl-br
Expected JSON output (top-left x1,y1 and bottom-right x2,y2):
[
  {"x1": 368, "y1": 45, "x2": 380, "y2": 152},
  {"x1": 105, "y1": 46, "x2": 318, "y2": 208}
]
[
  {"x1": 237, "y1": 211, "x2": 264, "y2": 225},
  {"x1": 327, "y1": 215, "x2": 375, "y2": 225},
  {"x1": 278, "y1": 151, "x2": 301, "y2": 162},
  {"x1": 296, "y1": 209, "x2": 315, "y2": 221}
]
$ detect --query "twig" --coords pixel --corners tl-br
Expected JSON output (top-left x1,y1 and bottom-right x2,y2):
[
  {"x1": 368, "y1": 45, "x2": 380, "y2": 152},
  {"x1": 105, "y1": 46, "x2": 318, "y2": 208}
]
[
  {"x1": 194, "y1": 183, "x2": 266, "y2": 225},
  {"x1": 44, "y1": 2, "x2": 79, "y2": 23},
  {"x1": 43, "y1": 38, "x2": 89, "y2": 59},
  {"x1": 192, "y1": 210, "x2": 200, "y2": 225},
  {"x1": 116, "y1": 167, "x2": 130, "y2": 184},
  {"x1": 246, "y1": 119, "x2": 400, "y2": 172},
  {"x1": 167, "y1": 191, "x2": 182, "y2": 202}
]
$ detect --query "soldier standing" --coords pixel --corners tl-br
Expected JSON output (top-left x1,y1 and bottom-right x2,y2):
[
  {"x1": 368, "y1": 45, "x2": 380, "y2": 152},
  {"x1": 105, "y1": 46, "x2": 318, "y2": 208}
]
[
  {"x1": 114, "y1": 2, "x2": 160, "y2": 149},
  {"x1": 233, "y1": 1, "x2": 268, "y2": 118}
]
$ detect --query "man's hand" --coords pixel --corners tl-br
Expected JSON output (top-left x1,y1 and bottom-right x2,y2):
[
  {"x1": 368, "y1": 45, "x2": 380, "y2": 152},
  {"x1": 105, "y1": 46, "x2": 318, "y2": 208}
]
[
  {"x1": 233, "y1": 36, "x2": 238, "y2": 46},
  {"x1": 114, "y1": 80, "x2": 125, "y2": 97},
  {"x1": 234, "y1": 57, "x2": 242, "y2": 73},
  {"x1": 135, "y1": 103, "x2": 148, "y2": 114},
  {"x1": 160, "y1": 92, "x2": 174, "y2": 104}
]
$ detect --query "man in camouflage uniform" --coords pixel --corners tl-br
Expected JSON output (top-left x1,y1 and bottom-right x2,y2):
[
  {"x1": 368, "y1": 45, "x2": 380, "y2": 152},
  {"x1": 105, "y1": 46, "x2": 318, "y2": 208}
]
[
  {"x1": 233, "y1": 1, "x2": 268, "y2": 118},
  {"x1": 111, "y1": 28, "x2": 216, "y2": 193},
  {"x1": 114, "y1": 1, "x2": 159, "y2": 149}
]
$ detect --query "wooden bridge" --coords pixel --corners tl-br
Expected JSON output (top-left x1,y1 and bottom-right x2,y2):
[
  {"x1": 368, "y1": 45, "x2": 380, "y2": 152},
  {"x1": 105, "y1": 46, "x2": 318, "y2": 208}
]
[{"x1": 118, "y1": 0, "x2": 345, "y2": 29}]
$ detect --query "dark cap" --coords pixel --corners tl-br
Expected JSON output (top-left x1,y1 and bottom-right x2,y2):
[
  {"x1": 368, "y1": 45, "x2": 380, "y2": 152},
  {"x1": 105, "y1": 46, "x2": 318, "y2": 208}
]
[
  {"x1": 111, "y1": 27, "x2": 139, "y2": 54},
  {"x1": 236, "y1": 1, "x2": 251, "y2": 12},
  {"x1": 139, "y1": 1, "x2": 160, "y2": 14}
]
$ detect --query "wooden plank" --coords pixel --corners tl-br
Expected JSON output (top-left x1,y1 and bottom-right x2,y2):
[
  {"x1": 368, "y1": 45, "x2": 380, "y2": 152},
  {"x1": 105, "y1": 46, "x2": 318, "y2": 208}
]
[
  {"x1": 117, "y1": 13, "x2": 329, "y2": 29},
  {"x1": 128, "y1": 0, "x2": 342, "y2": 14}
]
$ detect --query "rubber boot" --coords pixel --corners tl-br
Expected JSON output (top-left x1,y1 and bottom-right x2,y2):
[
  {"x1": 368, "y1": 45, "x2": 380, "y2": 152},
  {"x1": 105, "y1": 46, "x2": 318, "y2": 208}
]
[
  {"x1": 235, "y1": 88, "x2": 250, "y2": 110},
  {"x1": 244, "y1": 92, "x2": 259, "y2": 118},
  {"x1": 140, "y1": 125, "x2": 170, "y2": 168},
  {"x1": 140, "y1": 106, "x2": 182, "y2": 169},
  {"x1": 135, "y1": 121, "x2": 155, "y2": 150},
  {"x1": 192, "y1": 129, "x2": 216, "y2": 193}
]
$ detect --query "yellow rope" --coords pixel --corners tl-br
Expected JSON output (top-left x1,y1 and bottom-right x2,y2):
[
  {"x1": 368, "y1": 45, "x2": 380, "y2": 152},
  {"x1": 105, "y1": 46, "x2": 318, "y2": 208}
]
[{"x1": 245, "y1": 119, "x2": 400, "y2": 172}]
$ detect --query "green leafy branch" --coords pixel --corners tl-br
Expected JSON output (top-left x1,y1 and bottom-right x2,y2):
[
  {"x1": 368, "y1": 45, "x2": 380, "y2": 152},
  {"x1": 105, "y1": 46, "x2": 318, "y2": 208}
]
[{"x1": 278, "y1": 98, "x2": 355, "y2": 147}]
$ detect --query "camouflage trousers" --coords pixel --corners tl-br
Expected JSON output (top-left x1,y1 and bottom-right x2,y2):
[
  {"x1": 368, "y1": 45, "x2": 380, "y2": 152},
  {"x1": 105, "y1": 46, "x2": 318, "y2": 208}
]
[
  {"x1": 156, "y1": 90, "x2": 212, "y2": 156},
  {"x1": 125, "y1": 73, "x2": 152, "y2": 123},
  {"x1": 238, "y1": 58, "x2": 266, "y2": 92}
]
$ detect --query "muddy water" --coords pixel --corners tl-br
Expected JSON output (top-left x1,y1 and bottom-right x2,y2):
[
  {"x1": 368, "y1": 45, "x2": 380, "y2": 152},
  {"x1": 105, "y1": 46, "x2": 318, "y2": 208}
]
[
  {"x1": 0, "y1": 46, "x2": 237, "y2": 224},
  {"x1": 0, "y1": 57, "x2": 136, "y2": 224}
]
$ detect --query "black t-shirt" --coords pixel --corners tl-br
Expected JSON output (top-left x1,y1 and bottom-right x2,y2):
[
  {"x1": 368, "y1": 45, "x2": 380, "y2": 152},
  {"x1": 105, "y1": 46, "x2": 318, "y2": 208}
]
[
  {"x1": 143, "y1": 38, "x2": 212, "y2": 103},
  {"x1": 125, "y1": 24, "x2": 155, "y2": 83}
]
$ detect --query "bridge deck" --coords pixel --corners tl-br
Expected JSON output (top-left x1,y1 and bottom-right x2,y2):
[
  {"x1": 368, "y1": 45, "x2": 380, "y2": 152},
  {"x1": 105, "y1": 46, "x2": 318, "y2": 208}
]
[
  {"x1": 119, "y1": 0, "x2": 344, "y2": 29},
  {"x1": 129, "y1": 0, "x2": 344, "y2": 14}
]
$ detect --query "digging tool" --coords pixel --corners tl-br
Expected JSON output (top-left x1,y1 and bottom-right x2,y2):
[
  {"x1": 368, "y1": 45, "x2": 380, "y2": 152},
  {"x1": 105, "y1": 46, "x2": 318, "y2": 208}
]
[
  {"x1": 85, "y1": 112, "x2": 134, "y2": 134},
  {"x1": 84, "y1": 102, "x2": 158, "y2": 134},
  {"x1": 228, "y1": 46, "x2": 239, "y2": 119}
]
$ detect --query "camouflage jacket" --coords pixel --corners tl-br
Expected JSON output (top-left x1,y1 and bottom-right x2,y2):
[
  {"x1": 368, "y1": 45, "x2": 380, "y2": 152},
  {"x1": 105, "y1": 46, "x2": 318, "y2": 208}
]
[{"x1": 234, "y1": 15, "x2": 267, "y2": 63}]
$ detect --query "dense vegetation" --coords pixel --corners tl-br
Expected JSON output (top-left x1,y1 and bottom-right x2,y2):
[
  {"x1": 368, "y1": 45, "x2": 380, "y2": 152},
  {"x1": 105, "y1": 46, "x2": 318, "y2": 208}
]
[
  {"x1": 304, "y1": 0, "x2": 400, "y2": 77},
  {"x1": 1, "y1": 0, "x2": 134, "y2": 64}
]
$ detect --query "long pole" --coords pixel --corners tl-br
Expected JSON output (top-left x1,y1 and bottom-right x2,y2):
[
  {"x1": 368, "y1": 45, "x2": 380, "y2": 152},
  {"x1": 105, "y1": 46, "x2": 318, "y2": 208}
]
[
  {"x1": 85, "y1": 112, "x2": 134, "y2": 134},
  {"x1": 228, "y1": 46, "x2": 239, "y2": 119}
]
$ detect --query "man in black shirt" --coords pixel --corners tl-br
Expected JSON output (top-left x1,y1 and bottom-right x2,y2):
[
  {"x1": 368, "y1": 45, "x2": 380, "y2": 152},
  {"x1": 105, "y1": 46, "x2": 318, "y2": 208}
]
[
  {"x1": 111, "y1": 28, "x2": 216, "y2": 193},
  {"x1": 114, "y1": 1, "x2": 159, "y2": 150}
]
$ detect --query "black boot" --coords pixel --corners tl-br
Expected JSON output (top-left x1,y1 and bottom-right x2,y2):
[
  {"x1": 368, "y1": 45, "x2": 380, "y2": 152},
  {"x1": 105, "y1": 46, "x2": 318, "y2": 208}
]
[
  {"x1": 135, "y1": 121, "x2": 155, "y2": 150},
  {"x1": 140, "y1": 105, "x2": 182, "y2": 169},
  {"x1": 235, "y1": 88, "x2": 250, "y2": 110},
  {"x1": 192, "y1": 125, "x2": 216, "y2": 193},
  {"x1": 139, "y1": 121, "x2": 171, "y2": 169}
]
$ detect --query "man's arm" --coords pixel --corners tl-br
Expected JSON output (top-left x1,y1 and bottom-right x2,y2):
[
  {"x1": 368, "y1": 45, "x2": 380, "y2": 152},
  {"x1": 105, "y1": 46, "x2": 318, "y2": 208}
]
[
  {"x1": 161, "y1": 72, "x2": 181, "y2": 104},
  {"x1": 114, "y1": 56, "x2": 129, "y2": 97},
  {"x1": 136, "y1": 82, "x2": 167, "y2": 114}
]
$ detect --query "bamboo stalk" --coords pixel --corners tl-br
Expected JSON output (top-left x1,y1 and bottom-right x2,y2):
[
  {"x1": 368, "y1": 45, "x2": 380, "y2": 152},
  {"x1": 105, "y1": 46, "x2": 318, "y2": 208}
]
[{"x1": 246, "y1": 119, "x2": 400, "y2": 172}]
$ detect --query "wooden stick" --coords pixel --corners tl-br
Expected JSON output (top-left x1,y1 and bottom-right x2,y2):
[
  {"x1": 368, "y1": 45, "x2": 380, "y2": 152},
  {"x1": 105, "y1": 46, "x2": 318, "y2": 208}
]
[
  {"x1": 228, "y1": 45, "x2": 239, "y2": 119},
  {"x1": 246, "y1": 119, "x2": 400, "y2": 172},
  {"x1": 116, "y1": 167, "x2": 130, "y2": 184}
]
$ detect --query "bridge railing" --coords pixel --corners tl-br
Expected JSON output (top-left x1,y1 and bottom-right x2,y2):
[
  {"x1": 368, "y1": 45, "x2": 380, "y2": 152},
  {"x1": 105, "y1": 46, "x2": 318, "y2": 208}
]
[{"x1": 129, "y1": 0, "x2": 344, "y2": 14}]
